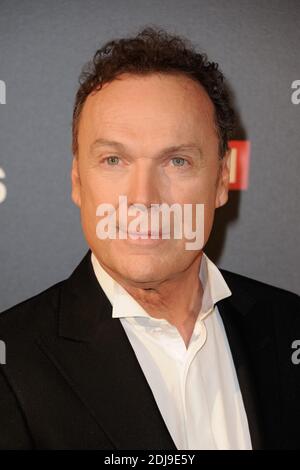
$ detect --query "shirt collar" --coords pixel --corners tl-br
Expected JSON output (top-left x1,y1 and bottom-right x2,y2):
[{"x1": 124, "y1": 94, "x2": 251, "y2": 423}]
[{"x1": 91, "y1": 251, "x2": 232, "y2": 322}]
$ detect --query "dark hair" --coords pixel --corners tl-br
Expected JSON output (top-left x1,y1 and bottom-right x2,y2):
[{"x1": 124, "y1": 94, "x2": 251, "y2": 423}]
[{"x1": 72, "y1": 26, "x2": 235, "y2": 158}]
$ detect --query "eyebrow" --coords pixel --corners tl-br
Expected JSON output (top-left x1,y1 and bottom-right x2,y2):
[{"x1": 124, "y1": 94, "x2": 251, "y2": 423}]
[{"x1": 90, "y1": 138, "x2": 204, "y2": 158}]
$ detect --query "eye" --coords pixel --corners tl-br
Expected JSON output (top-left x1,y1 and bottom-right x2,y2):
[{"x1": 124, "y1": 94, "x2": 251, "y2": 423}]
[
  {"x1": 171, "y1": 157, "x2": 188, "y2": 167},
  {"x1": 106, "y1": 155, "x2": 120, "y2": 165}
]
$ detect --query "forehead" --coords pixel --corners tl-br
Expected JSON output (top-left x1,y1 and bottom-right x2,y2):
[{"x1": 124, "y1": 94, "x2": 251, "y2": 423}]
[{"x1": 78, "y1": 73, "x2": 216, "y2": 148}]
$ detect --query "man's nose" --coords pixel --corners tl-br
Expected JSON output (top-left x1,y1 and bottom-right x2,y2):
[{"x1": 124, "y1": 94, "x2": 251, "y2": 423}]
[{"x1": 126, "y1": 163, "x2": 161, "y2": 208}]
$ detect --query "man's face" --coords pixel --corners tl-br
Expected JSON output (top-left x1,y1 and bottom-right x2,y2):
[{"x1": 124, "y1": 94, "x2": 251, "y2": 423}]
[{"x1": 72, "y1": 73, "x2": 230, "y2": 286}]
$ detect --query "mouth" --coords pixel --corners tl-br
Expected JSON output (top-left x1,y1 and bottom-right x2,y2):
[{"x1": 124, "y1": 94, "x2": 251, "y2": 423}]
[
  {"x1": 118, "y1": 227, "x2": 170, "y2": 237},
  {"x1": 117, "y1": 226, "x2": 170, "y2": 244}
]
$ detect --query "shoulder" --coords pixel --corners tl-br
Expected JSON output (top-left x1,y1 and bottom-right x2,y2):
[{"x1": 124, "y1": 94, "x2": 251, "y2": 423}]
[
  {"x1": 220, "y1": 267, "x2": 300, "y2": 305},
  {"x1": 0, "y1": 280, "x2": 65, "y2": 341},
  {"x1": 219, "y1": 268, "x2": 300, "y2": 338},
  {"x1": 0, "y1": 250, "x2": 91, "y2": 342}
]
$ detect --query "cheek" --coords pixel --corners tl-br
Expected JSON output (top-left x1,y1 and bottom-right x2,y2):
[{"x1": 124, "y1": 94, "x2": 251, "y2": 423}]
[
  {"x1": 182, "y1": 176, "x2": 217, "y2": 211},
  {"x1": 80, "y1": 171, "x2": 111, "y2": 210},
  {"x1": 184, "y1": 178, "x2": 217, "y2": 241},
  {"x1": 78, "y1": 175, "x2": 103, "y2": 242}
]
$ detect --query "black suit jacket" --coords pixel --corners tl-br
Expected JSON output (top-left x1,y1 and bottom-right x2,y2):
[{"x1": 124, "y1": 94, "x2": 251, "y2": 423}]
[{"x1": 0, "y1": 250, "x2": 300, "y2": 450}]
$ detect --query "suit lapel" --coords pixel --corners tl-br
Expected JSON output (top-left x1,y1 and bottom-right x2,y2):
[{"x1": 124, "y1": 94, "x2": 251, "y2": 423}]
[
  {"x1": 217, "y1": 270, "x2": 282, "y2": 450},
  {"x1": 38, "y1": 250, "x2": 177, "y2": 450}
]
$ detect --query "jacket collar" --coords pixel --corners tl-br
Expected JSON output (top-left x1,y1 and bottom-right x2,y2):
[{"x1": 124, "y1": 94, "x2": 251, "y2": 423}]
[
  {"x1": 58, "y1": 249, "x2": 258, "y2": 343},
  {"x1": 90, "y1": 250, "x2": 233, "y2": 321}
]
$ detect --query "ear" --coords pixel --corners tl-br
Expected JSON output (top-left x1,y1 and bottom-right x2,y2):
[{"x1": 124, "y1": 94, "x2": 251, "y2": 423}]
[
  {"x1": 215, "y1": 150, "x2": 231, "y2": 209},
  {"x1": 71, "y1": 157, "x2": 82, "y2": 208}
]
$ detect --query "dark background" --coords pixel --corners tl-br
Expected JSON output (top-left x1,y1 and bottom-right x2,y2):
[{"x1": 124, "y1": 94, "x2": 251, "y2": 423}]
[{"x1": 0, "y1": 0, "x2": 299, "y2": 311}]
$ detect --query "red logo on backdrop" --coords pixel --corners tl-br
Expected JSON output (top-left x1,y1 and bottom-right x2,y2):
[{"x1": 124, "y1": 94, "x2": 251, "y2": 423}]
[{"x1": 228, "y1": 140, "x2": 250, "y2": 190}]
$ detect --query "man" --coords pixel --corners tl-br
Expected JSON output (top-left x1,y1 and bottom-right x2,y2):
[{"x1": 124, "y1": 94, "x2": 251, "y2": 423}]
[{"x1": 0, "y1": 27, "x2": 299, "y2": 450}]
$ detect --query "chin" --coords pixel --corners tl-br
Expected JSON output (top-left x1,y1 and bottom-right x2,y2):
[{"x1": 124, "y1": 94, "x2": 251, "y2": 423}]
[{"x1": 118, "y1": 259, "x2": 167, "y2": 285}]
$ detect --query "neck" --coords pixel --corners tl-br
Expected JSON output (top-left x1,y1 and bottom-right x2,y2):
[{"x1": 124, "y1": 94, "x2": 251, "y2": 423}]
[{"x1": 101, "y1": 252, "x2": 204, "y2": 348}]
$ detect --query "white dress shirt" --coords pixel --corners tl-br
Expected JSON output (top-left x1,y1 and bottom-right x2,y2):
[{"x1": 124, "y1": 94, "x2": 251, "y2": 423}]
[{"x1": 91, "y1": 251, "x2": 252, "y2": 450}]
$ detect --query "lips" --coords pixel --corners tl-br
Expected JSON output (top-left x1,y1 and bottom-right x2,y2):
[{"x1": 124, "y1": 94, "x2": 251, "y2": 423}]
[
  {"x1": 118, "y1": 227, "x2": 169, "y2": 237},
  {"x1": 129, "y1": 230, "x2": 159, "y2": 236}
]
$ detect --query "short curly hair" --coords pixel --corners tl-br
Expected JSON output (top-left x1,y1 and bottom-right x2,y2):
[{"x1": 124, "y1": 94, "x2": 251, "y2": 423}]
[{"x1": 72, "y1": 26, "x2": 235, "y2": 158}]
